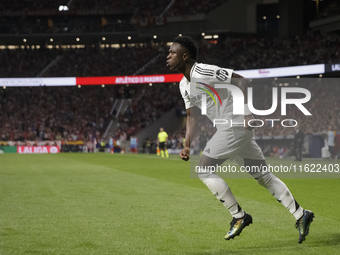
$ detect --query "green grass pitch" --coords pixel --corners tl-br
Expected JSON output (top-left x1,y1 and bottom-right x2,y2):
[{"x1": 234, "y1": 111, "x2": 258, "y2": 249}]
[{"x1": 1, "y1": 153, "x2": 340, "y2": 255}]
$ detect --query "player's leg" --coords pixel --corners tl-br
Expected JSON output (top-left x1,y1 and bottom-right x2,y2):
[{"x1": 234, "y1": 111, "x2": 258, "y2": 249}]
[
  {"x1": 199, "y1": 127, "x2": 258, "y2": 239},
  {"x1": 293, "y1": 145, "x2": 299, "y2": 160},
  {"x1": 334, "y1": 147, "x2": 338, "y2": 160},
  {"x1": 159, "y1": 142, "x2": 165, "y2": 158},
  {"x1": 165, "y1": 144, "x2": 169, "y2": 158},
  {"x1": 240, "y1": 135, "x2": 314, "y2": 243},
  {"x1": 298, "y1": 144, "x2": 302, "y2": 161},
  {"x1": 238, "y1": 137, "x2": 305, "y2": 220},
  {"x1": 198, "y1": 155, "x2": 245, "y2": 218},
  {"x1": 244, "y1": 157, "x2": 314, "y2": 243},
  {"x1": 328, "y1": 146, "x2": 333, "y2": 160},
  {"x1": 198, "y1": 128, "x2": 252, "y2": 219},
  {"x1": 200, "y1": 144, "x2": 204, "y2": 156},
  {"x1": 244, "y1": 158, "x2": 304, "y2": 219},
  {"x1": 198, "y1": 154, "x2": 252, "y2": 240}
]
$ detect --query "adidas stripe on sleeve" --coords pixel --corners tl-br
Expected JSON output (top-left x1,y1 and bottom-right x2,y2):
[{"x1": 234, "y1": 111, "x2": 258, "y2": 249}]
[{"x1": 193, "y1": 63, "x2": 233, "y2": 84}]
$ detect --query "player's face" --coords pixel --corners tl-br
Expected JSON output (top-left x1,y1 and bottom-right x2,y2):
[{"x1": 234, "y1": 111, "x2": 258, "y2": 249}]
[{"x1": 166, "y1": 43, "x2": 185, "y2": 72}]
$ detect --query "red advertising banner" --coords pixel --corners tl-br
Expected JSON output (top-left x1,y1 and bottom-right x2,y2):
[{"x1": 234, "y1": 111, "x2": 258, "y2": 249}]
[
  {"x1": 0, "y1": 64, "x2": 329, "y2": 87},
  {"x1": 76, "y1": 74, "x2": 184, "y2": 85},
  {"x1": 17, "y1": 146, "x2": 60, "y2": 154}
]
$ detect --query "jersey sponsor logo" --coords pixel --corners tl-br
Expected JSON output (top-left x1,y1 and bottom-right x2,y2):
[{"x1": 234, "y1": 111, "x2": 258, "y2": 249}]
[
  {"x1": 184, "y1": 90, "x2": 188, "y2": 96},
  {"x1": 216, "y1": 69, "x2": 229, "y2": 81},
  {"x1": 205, "y1": 148, "x2": 210, "y2": 153}
]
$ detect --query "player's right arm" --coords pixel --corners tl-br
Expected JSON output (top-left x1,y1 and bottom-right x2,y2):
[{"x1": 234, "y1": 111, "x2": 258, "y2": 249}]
[
  {"x1": 179, "y1": 107, "x2": 199, "y2": 161},
  {"x1": 180, "y1": 108, "x2": 192, "y2": 161},
  {"x1": 179, "y1": 78, "x2": 197, "y2": 161}
]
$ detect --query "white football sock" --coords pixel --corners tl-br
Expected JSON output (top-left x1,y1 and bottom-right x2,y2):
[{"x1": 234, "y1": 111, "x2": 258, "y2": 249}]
[
  {"x1": 198, "y1": 170, "x2": 245, "y2": 219},
  {"x1": 256, "y1": 172, "x2": 304, "y2": 220}
]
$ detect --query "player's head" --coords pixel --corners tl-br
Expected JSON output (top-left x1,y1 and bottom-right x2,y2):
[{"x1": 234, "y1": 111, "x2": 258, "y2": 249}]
[
  {"x1": 160, "y1": 127, "x2": 164, "y2": 132},
  {"x1": 166, "y1": 36, "x2": 198, "y2": 72},
  {"x1": 173, "y1": 36, "x2": 198, "y2": 60}
]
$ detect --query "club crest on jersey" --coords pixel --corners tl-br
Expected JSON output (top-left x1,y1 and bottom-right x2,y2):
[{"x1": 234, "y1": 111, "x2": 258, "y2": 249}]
[{"x1": 216, "y1": 69, "x2": 229, "y2": 81}]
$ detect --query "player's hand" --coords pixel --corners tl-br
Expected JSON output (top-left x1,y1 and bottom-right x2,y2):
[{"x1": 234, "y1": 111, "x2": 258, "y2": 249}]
[
  {"x1": 244, "y1": 114, "x2": 261, "y2": 131},
  {"x1": 179, "y1": 147, "x2": 190, "y2": 161}
]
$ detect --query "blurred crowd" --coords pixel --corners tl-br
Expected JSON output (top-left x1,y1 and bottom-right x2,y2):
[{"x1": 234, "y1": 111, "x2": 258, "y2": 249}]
[
  {"x1": 252, "y1": 79, "x2": 340, "y2": 137},
  {"x1": 0, "y1": 84, "x2": 185, "y2": 144},
  {"x1": 3, "y1": 0, "x2": 339, "y2": 21},
  {"x1": 0, "y1": 15, "x2": 135, "y2": 34},
  {"x1": 0, "y1": 0, "x2": 228, "y2": 34},
  {"x1": 0, "y1": 86, "x2": 115, "y2": 143},
  {"x1": 114, "y1": 84, "x2": 184, "y2": 141},
  {"x1": 42, "y1": 46, "x2": 160, "y2": 77},
  {"x1": 0, "y1": 48, "x2": 57, "y2": 77},
  {"x1": 2, "y1": 0, "x2": 339, "y2": 20},
  {"x1": 0, "y1": 45, "x2": 161, "y2": 78},
  {"x1": 0, "y1": 0, "x2": 227, "y2": 16},
  {"x1": 1, "y1": 31, "x2": 340, "y2": 144},
  {"x1": 216, "y1": 31, "x2": 340, "y2": 70},
  {"x1": 142, "y1": 127, "x2": 187, "y2": 154},
  {"x1": 1, "y1": 30, "x2": 339, "y2": 78},
  {"x1": 0, "y1": 0, "x2": 339, "y2": 156},
  {"x1": 135, "y1": 0, "x2": 228, "y2": 19},
  {"x1": 0, "y1": 0, "x2": 135, "y2": 13},
  {"x1": 1, "y1": 0, "x2": 340, "y2": 35},
  {"x1": 161, "y1": 77, "x2": 340, "y2": 155},
  {"x1": 151, "y1": 30, "x2": 340, "y2": 72},
  {"x1": 317, "y1": 0, "x2": 340, "y2": 19}
]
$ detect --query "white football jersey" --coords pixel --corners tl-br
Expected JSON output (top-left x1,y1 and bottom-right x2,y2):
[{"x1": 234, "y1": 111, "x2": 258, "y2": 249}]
[{"x1": 180, "y1": 62, "x2": 243, "y2": 129}]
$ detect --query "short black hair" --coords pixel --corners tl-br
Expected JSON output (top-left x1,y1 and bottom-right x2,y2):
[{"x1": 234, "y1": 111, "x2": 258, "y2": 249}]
[{"x1": 173, "y1": 36, "x2": 198, "y2": 60}]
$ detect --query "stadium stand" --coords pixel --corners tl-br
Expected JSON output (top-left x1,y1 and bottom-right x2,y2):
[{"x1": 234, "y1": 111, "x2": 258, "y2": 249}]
[
  {"x1": 316, "y1": 0, "x2": 340, "y2": 19},
  {"x1": 0, "y1": 0, "x2": 134, "y2": 12},
  {"x1": 0, "y1": 0, "x2": 227, "y2": 34},
  {"x1": 1, "y1": 30, "x2": 340, "y2": 77},
  {"x1": 0, "y1": 0, "x2": 340, "y2": 156},
  {"x1": 0, "y1": 83, "x2": 184, "y2": 144},
  {"x1": 1, "y1": 30, "x2": 340, "y2": 145}
]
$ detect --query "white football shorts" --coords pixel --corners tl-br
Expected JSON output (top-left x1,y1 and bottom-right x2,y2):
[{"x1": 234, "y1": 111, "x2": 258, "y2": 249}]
[{"x1": 202, "y1": 127, "x2": 265, "y2": 161}]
